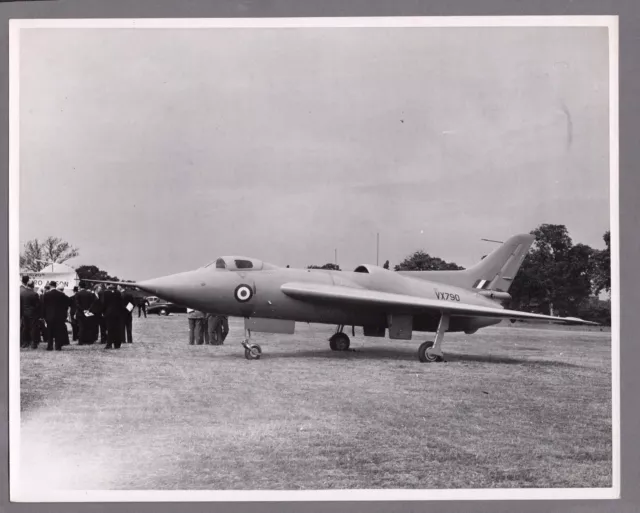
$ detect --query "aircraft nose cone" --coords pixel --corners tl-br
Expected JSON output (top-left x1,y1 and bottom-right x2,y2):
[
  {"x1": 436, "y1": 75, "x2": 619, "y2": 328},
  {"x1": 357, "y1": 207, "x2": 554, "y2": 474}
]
[
  {"x1": 136, "y1": 271, "x2": 203, "y2": 304},
  {"x1": 136, "y1": 277, "x2": 173, "y2": 297}
]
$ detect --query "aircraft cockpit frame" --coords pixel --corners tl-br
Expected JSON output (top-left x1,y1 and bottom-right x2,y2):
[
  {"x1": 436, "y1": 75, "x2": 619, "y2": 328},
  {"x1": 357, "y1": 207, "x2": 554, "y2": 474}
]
[{"x1": 203, "y1": 256, "x2": 278, "y2": 272}]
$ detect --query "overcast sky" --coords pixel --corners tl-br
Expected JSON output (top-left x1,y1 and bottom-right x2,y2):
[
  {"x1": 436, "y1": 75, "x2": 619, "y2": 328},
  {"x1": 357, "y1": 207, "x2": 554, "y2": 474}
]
[{"x1": 18, "y1": 25, "x2": 611, "y2": 280}]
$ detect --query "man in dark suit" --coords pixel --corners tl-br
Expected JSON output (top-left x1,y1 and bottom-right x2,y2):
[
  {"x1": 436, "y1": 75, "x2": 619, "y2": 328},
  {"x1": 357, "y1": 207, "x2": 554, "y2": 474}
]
[
  {"x1": 75, "y1": 281, "x2": 98, "y2": 344},
  {"x1": 38, "y1": 285, "x2": 48, "y2": 342},
  {"x1": 102, "y1": 284, "x2": 124, "y2": 349},
  {"x1": 20, "y1": 276, "x2": 41, "y2": 349},
  {"x1": 42, "y1": 281, "x2": 71, "y2": 351},
  {"x1": 29, "y1": 282, "x2": 44, "y2": 346},
  {"x1": 92, "y1": 284, "x2": 107, "y2": 344},
  {"x1": 137, "y1": 297, "x2": 149, "y2": 318},
  {"x1": 20, "y1": 275, "x2": 28, "y2": 347},
  {"x1": 69, "y1": 286, "x2": 79, "y2": 342},
  {"x1": 120, "y1": 286, "x2": 135, "y2": 343},
  {"x1": 20, "y1": 275, "x2": 30, "y2": 347},
  {"x1": 55, "y1": 283, "x2": 71, "y2": 346}
]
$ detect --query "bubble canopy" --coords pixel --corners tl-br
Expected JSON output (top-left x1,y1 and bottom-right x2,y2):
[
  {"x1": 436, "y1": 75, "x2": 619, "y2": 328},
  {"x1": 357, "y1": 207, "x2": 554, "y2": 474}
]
[{"x1": 203, "y1": 256, "x2": 278, "y2": 271}]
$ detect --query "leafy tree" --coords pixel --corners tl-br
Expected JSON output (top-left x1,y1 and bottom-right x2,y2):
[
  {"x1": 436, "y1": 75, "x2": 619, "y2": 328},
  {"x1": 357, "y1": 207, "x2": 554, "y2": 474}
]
[
  {"x1": 76, "y1": 265, "x2": 119, "y2": 283},
  {"x1": 383, "y1": 260, "x2": 390, "y2": 270},
  {"x1": 592, "y1": 230, "x2": 611, "y2": 295},
  {"x1": 307, "y1": 263, "x2": 341, "y2": 271},
  {"x1": 20, "y1": 236, "x2": 79, "y2": 272},
  {"x1": 563, "y1": 242, "x2": 596, "y2": 313},
  {"x1": 509, "y1": 224, "x2": 594, "y2": 316},
  {"x1": 394, "y1": 251, "x2": 464, "y2": 271}
]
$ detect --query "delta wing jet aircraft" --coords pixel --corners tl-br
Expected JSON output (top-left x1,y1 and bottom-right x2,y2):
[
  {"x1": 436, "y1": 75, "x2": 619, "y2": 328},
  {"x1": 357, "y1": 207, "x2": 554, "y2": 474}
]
[{"x1": 89, "y1": 234, "x2": 596, "y2": 362}]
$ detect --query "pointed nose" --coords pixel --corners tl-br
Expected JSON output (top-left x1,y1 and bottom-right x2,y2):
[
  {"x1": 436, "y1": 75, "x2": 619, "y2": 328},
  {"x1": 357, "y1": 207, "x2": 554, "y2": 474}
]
[{"x1": 136, "y1": 271, "x2": 204, "y2": 304}]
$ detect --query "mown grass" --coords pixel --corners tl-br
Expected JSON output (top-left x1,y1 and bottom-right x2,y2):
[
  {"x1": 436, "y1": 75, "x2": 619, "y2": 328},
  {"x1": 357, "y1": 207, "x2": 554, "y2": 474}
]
[{"x1": 19, "y1": 316, "x2": 612, "y2": 490}]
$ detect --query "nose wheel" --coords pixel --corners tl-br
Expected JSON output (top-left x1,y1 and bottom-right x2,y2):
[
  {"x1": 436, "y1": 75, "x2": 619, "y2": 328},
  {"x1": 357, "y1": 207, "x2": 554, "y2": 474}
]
[
  {"x1": 241, "y1": 327, "x2": 262, "y2": 360},
  {"x1": 242, "y1": 341, "x2": 262, "y2": 360}
]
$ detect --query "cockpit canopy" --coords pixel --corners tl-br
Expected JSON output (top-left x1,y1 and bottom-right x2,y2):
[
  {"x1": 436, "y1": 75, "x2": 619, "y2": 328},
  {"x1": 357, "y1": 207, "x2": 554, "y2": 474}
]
[{"x1": 203, "y1": 256, "x2": 277, "y2": 271}]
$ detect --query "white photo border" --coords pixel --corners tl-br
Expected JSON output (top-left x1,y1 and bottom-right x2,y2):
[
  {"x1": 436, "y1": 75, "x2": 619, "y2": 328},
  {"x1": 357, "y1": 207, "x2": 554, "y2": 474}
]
[{"x1": 8, "y1": 15, "x2": 620, "y2": 502}]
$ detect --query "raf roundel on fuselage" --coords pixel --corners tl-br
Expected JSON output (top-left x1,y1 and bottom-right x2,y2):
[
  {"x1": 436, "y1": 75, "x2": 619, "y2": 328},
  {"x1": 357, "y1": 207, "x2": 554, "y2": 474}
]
[{"x1": 203, "y1": 256, "x2": 279, "y2": 272}]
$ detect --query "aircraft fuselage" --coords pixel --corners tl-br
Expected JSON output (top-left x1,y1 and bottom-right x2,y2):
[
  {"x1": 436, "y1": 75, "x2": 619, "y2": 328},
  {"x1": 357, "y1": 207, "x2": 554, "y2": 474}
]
[{"x1": 137, "y1": 266, "x2": 502, "y2": 334}]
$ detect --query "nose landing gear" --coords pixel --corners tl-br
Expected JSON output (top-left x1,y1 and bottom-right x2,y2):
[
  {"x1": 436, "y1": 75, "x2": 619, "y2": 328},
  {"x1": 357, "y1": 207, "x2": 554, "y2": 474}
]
[
  {"x1": 242, "y1": 342, "x2": 262, "y2": 360},
  {"x1": 241, "y1": 328, "x2": 262, "y2": 360}
]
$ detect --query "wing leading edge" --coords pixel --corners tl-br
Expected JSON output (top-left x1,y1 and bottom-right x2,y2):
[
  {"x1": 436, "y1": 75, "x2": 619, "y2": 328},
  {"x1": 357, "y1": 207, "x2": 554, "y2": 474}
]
[{"x1": 280, "y1": 282, "x2": 598, "y2": 325}]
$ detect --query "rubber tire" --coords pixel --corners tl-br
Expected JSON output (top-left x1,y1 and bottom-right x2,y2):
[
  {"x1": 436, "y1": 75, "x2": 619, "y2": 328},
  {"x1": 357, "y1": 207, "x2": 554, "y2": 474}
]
[
  {"x1": 159, "y1": 309, "x2": 168, "y2": 316},
  {"x1": 329, "y1": 338, "x2": 337, "y2": 351},
  {"x1": 418, "y1": 341, "x2": 443, "y2": 363},
  {"x1": 244, "y1": 344, "x2": 262, "y2": 360},
  {"x1": 333, "y1": 333, "x2": 350, "y2": 351}
]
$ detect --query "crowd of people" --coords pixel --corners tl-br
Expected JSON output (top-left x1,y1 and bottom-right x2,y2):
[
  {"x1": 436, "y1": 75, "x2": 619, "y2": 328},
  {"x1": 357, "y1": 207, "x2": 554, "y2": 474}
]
[
  {"x1": 19, "y1": 276, "x2": 136, "y2": 350},
  {"x1": 20, "y1": 275, "x2": 232, "y2": 351}
]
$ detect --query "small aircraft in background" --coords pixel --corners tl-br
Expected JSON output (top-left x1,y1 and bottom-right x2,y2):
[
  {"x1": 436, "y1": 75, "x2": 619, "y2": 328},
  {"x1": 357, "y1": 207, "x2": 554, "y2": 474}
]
[
  {"x1": 20, "y1": 260, "x2": 79, "y2": 297},
  {"x1": 87, "y1": 234, "x2": 596, "y2": 362}
]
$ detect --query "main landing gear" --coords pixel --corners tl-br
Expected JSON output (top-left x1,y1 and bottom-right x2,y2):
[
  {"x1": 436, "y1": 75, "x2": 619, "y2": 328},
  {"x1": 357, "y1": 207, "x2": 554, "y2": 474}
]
[
  {"x1": 418, "y1": 314, "x2": 449, "y2": 363},
  {"x1": 241, "y1": 328, "x2": 262, "y2": 360},
  {"x1": 329, "y1": 325, "x2": 351, "y2": 351}
]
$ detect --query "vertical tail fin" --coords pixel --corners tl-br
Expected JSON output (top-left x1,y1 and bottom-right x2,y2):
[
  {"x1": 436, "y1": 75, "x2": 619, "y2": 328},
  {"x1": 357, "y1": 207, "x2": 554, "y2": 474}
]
[{"x1": 467, "y1": 234, "x2": 535, "y2": 292}]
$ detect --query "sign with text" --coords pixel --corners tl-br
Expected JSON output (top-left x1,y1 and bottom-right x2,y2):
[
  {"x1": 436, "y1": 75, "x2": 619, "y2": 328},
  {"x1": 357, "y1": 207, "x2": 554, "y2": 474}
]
[{"x1": 20, "y1": 271, "x2": 79, "y2": 296}]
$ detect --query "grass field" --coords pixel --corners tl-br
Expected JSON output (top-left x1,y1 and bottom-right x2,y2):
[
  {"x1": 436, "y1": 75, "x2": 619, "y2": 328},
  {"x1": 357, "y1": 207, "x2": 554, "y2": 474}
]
[{"x1": 18, "y1": 315, "x2": 612, "y2": 491}]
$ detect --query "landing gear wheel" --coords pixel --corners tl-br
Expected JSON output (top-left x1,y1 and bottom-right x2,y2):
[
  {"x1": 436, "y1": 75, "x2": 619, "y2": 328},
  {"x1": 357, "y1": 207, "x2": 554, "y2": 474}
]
[
  {"x1": 244, "y1": 343, "x2": 262, "y2": 360},
  {"x1": 330, "y1": 332, "x2": 350, "y2": 351},
  {"x1": 418, "y1": 341, "x2": 444, "y2": 363}
]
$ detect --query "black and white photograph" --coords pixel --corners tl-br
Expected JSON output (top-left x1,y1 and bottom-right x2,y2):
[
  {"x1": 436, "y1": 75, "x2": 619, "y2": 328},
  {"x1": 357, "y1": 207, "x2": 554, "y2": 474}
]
[{"x1": 9, "y1": 16, "x2": 618, "y2": 502}]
